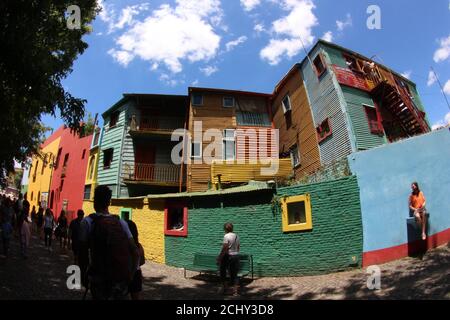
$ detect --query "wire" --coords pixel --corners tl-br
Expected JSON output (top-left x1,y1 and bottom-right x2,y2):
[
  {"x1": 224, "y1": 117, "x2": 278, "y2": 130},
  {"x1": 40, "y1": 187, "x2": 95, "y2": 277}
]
[{"x1": 430, "y1": 66, "x2": 450, "y2": 111}]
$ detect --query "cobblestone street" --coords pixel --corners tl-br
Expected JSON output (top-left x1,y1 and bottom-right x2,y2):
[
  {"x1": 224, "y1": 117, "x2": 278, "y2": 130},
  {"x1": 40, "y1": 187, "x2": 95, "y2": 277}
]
[{"x1": 1, "y1": 234, "x2": 449, "y2": 300}]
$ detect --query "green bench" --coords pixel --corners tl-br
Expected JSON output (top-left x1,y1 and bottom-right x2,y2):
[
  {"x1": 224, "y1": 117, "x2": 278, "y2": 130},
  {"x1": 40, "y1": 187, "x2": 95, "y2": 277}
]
[{"x1": 183, "y1": 253, "x2": 254, "y2": 280}]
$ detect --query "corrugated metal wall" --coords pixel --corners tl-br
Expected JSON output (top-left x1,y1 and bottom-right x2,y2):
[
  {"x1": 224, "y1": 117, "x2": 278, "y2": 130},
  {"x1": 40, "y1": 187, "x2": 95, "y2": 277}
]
[
  {"x1": 341, "y1": 86, "x2": 387, "y2": 150},
  {"x1": 97, "y1": 102, "x2": 129, "y2": 198},
  {"x1": 301, "y1": 45, "x2": 353, "y2": 165}
]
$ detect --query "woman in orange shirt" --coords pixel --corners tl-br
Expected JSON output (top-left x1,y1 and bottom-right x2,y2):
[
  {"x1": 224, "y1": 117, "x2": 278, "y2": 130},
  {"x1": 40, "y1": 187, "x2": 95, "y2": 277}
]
[{"x1": 409, "y1": 182, "x2": 427, "y2": 240}]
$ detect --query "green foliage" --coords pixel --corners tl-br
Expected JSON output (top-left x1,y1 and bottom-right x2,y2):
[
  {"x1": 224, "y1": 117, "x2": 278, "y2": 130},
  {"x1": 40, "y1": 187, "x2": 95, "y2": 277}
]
[{"x1": 0, "y1": 0, "x2": 100, "y2": 186}]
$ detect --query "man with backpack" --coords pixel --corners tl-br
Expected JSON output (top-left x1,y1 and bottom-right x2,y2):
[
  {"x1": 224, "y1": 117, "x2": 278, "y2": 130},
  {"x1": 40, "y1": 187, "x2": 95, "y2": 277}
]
[{"x1": 79, "y1": 186, "x2": 139, "y2": 300}]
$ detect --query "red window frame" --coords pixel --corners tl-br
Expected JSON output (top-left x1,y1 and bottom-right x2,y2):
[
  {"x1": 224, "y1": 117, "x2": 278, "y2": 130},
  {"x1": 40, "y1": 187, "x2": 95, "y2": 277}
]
[
  {"x1": 164, "y1": 201, "x2": 188, "y2": 237},
  {"x1": 316, "y1": 118, "x2": 332, "y2": 143},
  {"x1": 313, "y1": 53, "x2": 327, "y2": 78},
  {"x1": 364, "y1": 105, "x2": 384, "y2": 135}
]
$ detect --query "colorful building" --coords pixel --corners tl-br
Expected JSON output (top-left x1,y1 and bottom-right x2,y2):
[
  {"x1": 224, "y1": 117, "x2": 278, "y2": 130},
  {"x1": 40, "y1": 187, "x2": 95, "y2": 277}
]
[
  {"x1": 83, "y1": 126, "x2": 103, "y2": 201},
  {"x1": 48, "y1": 126, "x2": 92, "y2": 221}
]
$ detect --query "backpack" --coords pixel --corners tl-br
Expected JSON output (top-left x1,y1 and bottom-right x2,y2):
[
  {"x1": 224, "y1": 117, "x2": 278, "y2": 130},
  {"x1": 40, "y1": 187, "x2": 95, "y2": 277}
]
[{"x1": 88, "y1": 214, "x2": 134, "y2": 287}]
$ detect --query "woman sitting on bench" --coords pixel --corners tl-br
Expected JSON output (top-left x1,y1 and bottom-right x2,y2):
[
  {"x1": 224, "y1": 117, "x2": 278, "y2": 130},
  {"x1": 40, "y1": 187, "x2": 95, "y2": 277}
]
[{"x1": 409, "y1": 182, "x2": 427, "y2": 240}]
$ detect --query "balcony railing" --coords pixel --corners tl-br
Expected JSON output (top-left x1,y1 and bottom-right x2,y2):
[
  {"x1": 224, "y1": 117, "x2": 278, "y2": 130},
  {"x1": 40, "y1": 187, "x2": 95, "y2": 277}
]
[
  {"x1": 122, "y1": 163, "x2": 183, "y2": 185},
  {"x1": 130, "y1": 116, "x2": 185, "y2": 133}
]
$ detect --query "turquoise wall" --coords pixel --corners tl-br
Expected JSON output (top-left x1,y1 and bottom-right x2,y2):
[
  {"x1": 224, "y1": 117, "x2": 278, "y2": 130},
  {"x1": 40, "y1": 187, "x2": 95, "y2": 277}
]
[{"x1": 348, "y1": 128, "x2": 450, "y2": 252}]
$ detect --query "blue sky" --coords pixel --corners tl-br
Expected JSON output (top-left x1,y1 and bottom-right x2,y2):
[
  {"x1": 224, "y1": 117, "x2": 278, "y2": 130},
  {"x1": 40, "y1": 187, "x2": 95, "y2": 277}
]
[{"x1": 42, "y1": 0, "x2": 450, "y2": 131}]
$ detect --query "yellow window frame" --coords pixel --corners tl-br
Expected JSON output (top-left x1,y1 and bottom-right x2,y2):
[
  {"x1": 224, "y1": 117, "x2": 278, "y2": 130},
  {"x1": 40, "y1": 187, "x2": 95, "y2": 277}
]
[{"x1": 281, "y1": 194, "x2": 313, "y2": 232}]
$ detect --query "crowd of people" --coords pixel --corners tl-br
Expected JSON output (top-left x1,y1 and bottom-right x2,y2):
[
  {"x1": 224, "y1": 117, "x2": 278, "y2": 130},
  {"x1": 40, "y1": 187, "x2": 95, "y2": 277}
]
[{"x1": 0, "y1": 189, "x2": 146, "y2": 300}]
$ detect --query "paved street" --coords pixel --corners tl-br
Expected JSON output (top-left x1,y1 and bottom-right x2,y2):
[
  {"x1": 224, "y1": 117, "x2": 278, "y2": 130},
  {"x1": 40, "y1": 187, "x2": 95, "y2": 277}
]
[{"x1": 0, "y1": 234, "x2": 449, "y2": 300}]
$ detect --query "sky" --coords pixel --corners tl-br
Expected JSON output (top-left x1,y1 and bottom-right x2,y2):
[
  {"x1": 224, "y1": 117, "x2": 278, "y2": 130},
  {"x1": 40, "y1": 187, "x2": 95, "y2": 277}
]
[{"x1": 41, "y1": 0, "x2": 450, "y2": 132}]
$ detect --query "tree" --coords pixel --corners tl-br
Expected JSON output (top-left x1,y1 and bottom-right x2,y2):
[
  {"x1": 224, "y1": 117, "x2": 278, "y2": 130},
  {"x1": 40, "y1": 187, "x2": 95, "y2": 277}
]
[{"x1": 0, "y1": 0, "x2": 99, "y2": 187}]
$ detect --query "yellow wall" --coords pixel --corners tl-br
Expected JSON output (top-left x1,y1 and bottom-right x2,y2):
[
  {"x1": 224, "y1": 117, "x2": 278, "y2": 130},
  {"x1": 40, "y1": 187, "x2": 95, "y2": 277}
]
[
  {"x1": 82, "y1": 198, "x2": 166, "y2": 264},
  {"x1": 84, "y1": 147, "x2": 99, "y2": 199},
  {"x1": 27, "y1": 137, "x2": 61, "y2": 210}
]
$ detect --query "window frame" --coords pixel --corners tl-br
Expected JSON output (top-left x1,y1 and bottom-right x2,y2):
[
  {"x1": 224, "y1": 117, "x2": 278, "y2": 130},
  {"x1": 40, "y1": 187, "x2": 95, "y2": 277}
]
[
  {"x1": 103, "y1": 148, "x2": 114, "y2": 169},
  {"x1": 164, "y1": 202, "x2": 188, "y2": 237},
  {"x1": 281, "y1": 194, "x2": 313, "y2": 232},
  {"x1": 83, "y1": 184, "x2": 92, "y2": 200},
  {"x1": 281, "y1": 94, "x2": 292, "y2": 114},
  {"x1": 191, "y1": 141, "x2": 202, "y2": 159},
  {"x1": 109, "y1": 111, "x2": 119, "y2": 128},
  {"x1": 191, "y1": 93, "x2": 203, "y2": 106},
  {"x1": 290, "y1": 145, "x2": 300, "y2": 168},
  {"x1": 223, "y1": 96, "x2": 235, "y2": 108},
  {"x1": 222, "y1": 129, "x2": 236, "y2": 161},
  {"x1": 363, "y1": 104, "x2": 384, "y2": 135},
  {"x1": 316, "y1": 118, "x2": 332, "y2": 143},
  {"x1": 343, "y1": 53, "x2": 362, "y2": 73},
  {"x1": 120, "y1": 208, "x2": 132, "y2": 220},
  {"x1": 313, "y1": 53, "x2": 327, "y2": 78}
]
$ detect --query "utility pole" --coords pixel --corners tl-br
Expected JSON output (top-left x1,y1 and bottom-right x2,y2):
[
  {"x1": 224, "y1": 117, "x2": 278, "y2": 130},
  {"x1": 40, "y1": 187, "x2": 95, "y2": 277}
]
[{"x1": 430, "y1": 66, "x2": 450, "y2": 111}]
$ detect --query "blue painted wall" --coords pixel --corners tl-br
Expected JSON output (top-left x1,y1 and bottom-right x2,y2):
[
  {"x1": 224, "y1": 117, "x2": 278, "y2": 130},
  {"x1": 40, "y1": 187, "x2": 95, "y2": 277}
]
[{"x1": 348, "y1": 128, "x2": 450, "y2": 252}]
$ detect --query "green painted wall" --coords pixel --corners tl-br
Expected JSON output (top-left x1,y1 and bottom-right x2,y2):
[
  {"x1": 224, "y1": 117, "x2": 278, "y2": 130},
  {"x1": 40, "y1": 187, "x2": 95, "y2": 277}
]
[
  {"x1": 164, "y1": 176, "x2": 363, "y2": 276},
  {"x1": 341, "y1": 86, "x2": 387, "y2": 150},
  {"x1": 324, "y1": 46, "x2": 348, "y2": 68}
]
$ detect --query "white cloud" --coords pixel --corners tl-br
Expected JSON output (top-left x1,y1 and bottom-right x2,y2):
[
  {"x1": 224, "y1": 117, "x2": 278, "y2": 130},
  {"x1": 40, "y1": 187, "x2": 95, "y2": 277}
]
[
  {"x1": 433, "y1": 35, "x2": 450, "y2": 63},
  {"x1": 427, "y1": 70, "x2": 437, "y2": 87},
  {"x1": 97, "y1": 1, "x2": 150, "y2": 33},
  {"x1": 336, "y1": 13, "x2": 352, "y2": 31},
  {"x1": 260, "y1": 0, "x2": 318, "y2": 65},
  {"x1": 401, "y1": 70, "x2": 412, "y2": 79},
  {"x1": 321, "y1": 31, "x2": 333, "y2": 42},
  {"x1": 159, "y1": 73, "x2": 184, "y2": 87},
  {"x1": 240, "y1": 0, "x2": 262, "y2": 11},
  {"x1": 254, "y1": 23, "x2": 265, "y2": 33},
  {"x1": 107, "y1": 49, "x2": 134, "y2": 67},
  {"x1": 108, "y1": 0, "x2": 222, "y2": 73},
  {"x1": 191, "y1": 79, "x2": 199, "y2": 86},
  {"x1": 200, "y1": 65, "x2": 219, "y2": 76},
  {"x1": 225, "y1": 36, "x2": 248, "y2": 51},
  {"x1": 432, "y1": 111, "x2": 450, "y2": 130},
  {"x1": 444, "y1": 79, "x2": 450, "y2": 95}
]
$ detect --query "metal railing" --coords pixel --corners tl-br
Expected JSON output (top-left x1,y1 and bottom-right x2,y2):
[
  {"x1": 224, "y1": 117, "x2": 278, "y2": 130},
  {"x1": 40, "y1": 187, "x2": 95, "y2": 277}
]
[
  {"x1": 130, "y1": 116, "x2": 185, "y2": 133},
  {"x1": 122, "y1": 163, "x2": 181, "y2": 184}
]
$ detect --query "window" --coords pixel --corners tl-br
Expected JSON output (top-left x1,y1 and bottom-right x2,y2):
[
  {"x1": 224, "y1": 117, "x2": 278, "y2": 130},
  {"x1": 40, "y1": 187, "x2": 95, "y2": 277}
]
[
  {"x1": 120, "y1": 208, "x2": 132, "y2": 220},
  {"x1": 316, "y1": 118, "x2": 332, "y2": 143},
  {"x1": 223, "y1": 96, "x2": 235, "y2": 108},
  {"x1": 88, "y1": 156, "x2": 96, "y2": 180},
  {"x1": 60, "y1": 179, "x2": 64, "y2": 191},
  {"x1": 282, "y1": 94, "x2": 292, "y2": 114},
  {"x1": 103, "y1": 148, "x2": 114, "y2": 169},
  {"x1": 364, "y1": 105, "x2": 383, "y2": 135},
  {"x1": 290, "y1": 145, "x2": 300, "y2": 168},
  {"x1": 63, "y1": 153, "x2": 69, "y2": 168},
  {"x1": 313, "y1": 54, "x2": 326, "y2": 77},
  {"x1": 31, "y1": 192, "x2": 34, "y2": 201},
  {"x1": 281, "y1": 194, "x2": 313, "y2": 232},
  {"x1": 41, "y1": 160, "x2": 45, "y2": 175},
  {"x1": 55, "y1": 148, "x2": 62, "y2": 169},
  {"x1": 83, "y1": 185, "x2": 91, "y2": 200},
  {"x1": 164, "y1": 203, "x2": 188, "y2": 237},
  {"x1": 192, "y1": 93, "x2": 203, "y2": 106},
  {"x1": 109, "y1": 111, "x2": 119, "y2": 128},
  {"x1": 191, "y1": 141, "x2": 202, "y2": 159},
  {"x1": 92, "y1": 127, "x2": 101, "y2": 147},
  {"x1": 33, "y1": 161, "x2": 38, "y2": 182},
  {"x1": 343, "y1": 54, "x2": 361, "y2": 72},
  {"x1": 82, "y1": 149, "x2": 86, "y2": 159},
  {"x1": 223, "y1": 129, "x2": 235, "y2": 160},
  {"x1": 37, "y1": 191, "x2": 41, "y2": 206}
]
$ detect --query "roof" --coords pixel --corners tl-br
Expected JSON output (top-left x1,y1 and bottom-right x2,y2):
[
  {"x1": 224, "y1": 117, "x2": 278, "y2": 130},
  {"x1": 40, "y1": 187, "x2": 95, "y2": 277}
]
[
  {"x1": 272, "y1": 63, "x2": 301, "y2": 96},
  {"x1": 146, "y1": 180, "x2": 274, "y2": 199},
  {"x1": 300, "y1": 39, "x2": 416, "y2": 86},
  {"x1": 188, "y1": 87, "x2": 271, "y2": 98}
]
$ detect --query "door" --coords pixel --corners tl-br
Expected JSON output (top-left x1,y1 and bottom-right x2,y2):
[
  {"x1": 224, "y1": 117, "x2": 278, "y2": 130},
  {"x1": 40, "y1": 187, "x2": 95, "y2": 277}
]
[{"x1": 135, "y1": 143, "x2": 156, "y2": 181}]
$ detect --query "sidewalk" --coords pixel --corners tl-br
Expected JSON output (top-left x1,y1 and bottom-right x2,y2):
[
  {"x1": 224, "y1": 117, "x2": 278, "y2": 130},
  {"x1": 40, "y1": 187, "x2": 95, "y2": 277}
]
[{"x1": 0, "y1": 234, "x2": 449, "y2": 300}]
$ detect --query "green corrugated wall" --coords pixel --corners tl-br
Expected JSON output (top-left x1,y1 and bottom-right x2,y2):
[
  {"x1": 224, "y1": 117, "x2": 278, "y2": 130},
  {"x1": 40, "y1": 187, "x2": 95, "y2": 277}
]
[{"x1": 341, "y1": 86, "x2": 387, "y2": 151}]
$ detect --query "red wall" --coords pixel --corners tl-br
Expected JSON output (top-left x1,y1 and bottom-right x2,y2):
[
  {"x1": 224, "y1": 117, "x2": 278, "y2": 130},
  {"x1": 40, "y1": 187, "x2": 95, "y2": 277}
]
[{"x1": 49, "y1": 127, "x2": 92, "y2": 222}]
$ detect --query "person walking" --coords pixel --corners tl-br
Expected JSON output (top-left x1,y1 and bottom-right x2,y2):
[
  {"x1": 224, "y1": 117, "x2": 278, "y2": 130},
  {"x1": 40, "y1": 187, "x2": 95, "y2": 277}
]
[
  {"x1": 57, "y1": 210, "x2": 68, "y2": 250},
  {"x1": 43, "y1": 209, "x2": 55, "y2": 252},
  {"x1": 20, "y1": 211, "x2": 32, "y2": 259},
  {"x1": 123, "y1": 211, "x2": 145, "y2": 300},
  {"x1": 69, "y1": 209, "x2": 84, "y2": 265},
  {"x1": 217, "y1": 222, "x2": 241, "y2": 296},
  {"x1": 36, "y1": 207, "x2": 44, "y2": 240},
  {"x1": 79, "y1": 186, "x2": 139, "y2": 300},
  {"x1": 1, "y1": 198, "x2": 14, "y2": 257}
]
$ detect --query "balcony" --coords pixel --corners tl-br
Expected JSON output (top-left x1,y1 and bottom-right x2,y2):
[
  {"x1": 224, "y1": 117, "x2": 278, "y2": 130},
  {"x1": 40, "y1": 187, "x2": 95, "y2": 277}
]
[
  {"x1": 129, "y1": 116, "x2": 185, "y2": 138},
  {"x1": 122, "y1": 163, "x2": 184, "y2": 187}
]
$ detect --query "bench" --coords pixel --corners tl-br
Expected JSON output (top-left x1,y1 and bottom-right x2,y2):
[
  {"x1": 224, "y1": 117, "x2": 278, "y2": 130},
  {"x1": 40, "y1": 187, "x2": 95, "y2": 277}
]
[{"x1": 183, "y1": 253, "x2": 254, "y2": 280}]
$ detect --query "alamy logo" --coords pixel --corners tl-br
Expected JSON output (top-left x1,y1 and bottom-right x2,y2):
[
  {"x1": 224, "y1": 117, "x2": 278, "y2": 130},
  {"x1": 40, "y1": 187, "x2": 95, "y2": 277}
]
[
  {"x1": 66, "y1": 265, "x2": 81, "y2": 290},
  {"x1": 66, "y1": 5, "x2": 81, "y2": 30},
  {"x1": 366, "y1": 265, "x2": 381, "y2": 290}
]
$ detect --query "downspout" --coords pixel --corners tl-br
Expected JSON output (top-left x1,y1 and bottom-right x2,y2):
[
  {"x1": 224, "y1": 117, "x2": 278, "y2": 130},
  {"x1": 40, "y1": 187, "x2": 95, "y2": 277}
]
[{"x1": 179, "y1": 100, "x2": 189, "y2": 192}]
